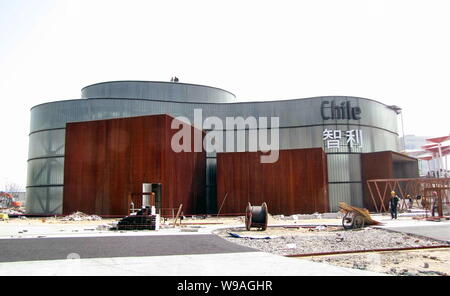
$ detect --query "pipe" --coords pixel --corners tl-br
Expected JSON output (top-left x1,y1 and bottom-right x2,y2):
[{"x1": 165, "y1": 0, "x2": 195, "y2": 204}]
[
  {"x1": 216, "y1": 192, "x2": 228, "y2": 218},
  {"x1": 438, "y1": 143, "x2": 444, "y2": 175},
  {"x1": 243, "y1": 224, "x2": 341, "y2": 229}
]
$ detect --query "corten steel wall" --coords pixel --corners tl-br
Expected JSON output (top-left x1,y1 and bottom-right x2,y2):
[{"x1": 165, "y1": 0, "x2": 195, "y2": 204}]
[
  {"x1": 393, "y1": 160, "x2": 419, "y2": 179},
  {"x1": 63, "y1": 114, "x2": 205, "y2": 216},
  {"x1": 361, "y1": 151, "x2": 419, "y2": 211},
  {"x1": 216, "y1": 148, "x2": 329, "y2": 215},
  {"x1": 361, "y1": 151, "x2": 392, "y2": 211}
]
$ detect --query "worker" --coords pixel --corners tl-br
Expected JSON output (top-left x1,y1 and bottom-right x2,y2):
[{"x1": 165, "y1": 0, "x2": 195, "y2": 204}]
[
  {"x1": 389, "y1": 191, "x2": 400, "y2": 219},
  {"x1": 431, "y1": 191, "x2": 438, "y2": 217},
  {"x1": 407, "y1": 194, "x2": 413, "y2": 209}
]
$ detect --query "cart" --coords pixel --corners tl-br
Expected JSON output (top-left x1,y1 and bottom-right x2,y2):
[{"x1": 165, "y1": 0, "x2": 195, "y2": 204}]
[{"x1": 339, "y1": 202, "x2": 381, "y2": 230}]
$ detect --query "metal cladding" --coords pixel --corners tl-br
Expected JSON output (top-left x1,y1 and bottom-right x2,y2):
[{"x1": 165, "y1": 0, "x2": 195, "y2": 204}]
[
  {"x1": 217, "y1": 149, "x2": 329, "y2": 216},
  {"x1": 63, "y1": 114, "x2": 206, "y2": 216},
  {"x1": 81, "y1": 81, "x2": 236, "y2": 103},
  {"x1": 27, "y1": 80, "x2": 400, "y2": 215}
]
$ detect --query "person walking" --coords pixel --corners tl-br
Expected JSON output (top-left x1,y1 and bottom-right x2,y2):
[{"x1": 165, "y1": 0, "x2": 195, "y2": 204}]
[
  {"x1": 431, "y1": 191, "x2": 439, "y2": 217},
  {"x1": 389, "y1": 191, "x2": 400, "y2": 219}
]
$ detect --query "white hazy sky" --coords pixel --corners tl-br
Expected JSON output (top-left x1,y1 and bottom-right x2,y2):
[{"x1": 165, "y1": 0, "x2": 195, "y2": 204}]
[{"x1": 0, "y1": 0, "x2": 449, "y2": 189}]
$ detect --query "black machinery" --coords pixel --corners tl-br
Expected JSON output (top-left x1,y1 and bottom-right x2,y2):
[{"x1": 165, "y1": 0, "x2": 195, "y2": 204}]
[
  {"x1": 117, "y1": 184, "x2": 161, "y2": 231},
  {"x1": 117, "y1": 206, "x2": 158, "y2": 230}
]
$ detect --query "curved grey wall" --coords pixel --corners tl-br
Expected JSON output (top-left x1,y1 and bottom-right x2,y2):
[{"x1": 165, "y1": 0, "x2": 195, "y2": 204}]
[
  {"x1": 27, "y1": 82, "x2": 399, "y2": 214},
  {"x1": 81, "y1": 81, "x2": 236, "y2": 103}
]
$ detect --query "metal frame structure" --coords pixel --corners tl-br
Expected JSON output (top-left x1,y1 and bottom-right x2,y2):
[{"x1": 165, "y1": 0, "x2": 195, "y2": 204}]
[{"x1": 366, "y1": 178, "x2": 450, "y2": 214}]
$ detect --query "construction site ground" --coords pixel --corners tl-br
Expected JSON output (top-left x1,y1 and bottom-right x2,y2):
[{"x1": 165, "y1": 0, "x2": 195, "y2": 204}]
[
  {"x1": 214, "y1": 227, "x2": 445, "y2": 256},
  {"x1": 214, "y1": 214, "x2": 450, "y2": 276},
  {"x1": 215, "y1": 225, "x2": 450, "y2": 276},
  {"x1": 0, "y1": 215, "x2": 380, "y2": 276},
  {"x1": 0, "y1": 212, "x2": 449, "y2": 276},
  {"x1": 0, "y1": 214, "x2": 340, "y2": 239}
]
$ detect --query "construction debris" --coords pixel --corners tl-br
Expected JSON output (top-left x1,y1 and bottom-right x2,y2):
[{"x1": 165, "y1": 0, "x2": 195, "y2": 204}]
[
  {"x1": 60, "y1": 211, "x2": 102, "y2": 221},
  {"x1": 0, "y1": 208, "x2": 26, "y2": 215},
  {"x1": 228, "y1": 232, "x2": 278, "y2": 239},
  {"x1": 180, "y1": 228, "x2": 199, "y2": 232},
  {"x1": 96, "y1": 224, "x2": 113, "y2": 231}
]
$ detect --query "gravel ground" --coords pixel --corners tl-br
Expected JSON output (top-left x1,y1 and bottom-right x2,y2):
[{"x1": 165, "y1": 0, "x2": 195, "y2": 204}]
[
  {"x1": 215, "y1": 226, "x2": 447, "y2": 256},
  {"x1": 308, "y1": 249, "x2": 450, "y2": 276}
]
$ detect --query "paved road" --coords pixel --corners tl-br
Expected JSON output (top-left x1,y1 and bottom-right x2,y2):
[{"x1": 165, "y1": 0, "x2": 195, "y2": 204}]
[
  {"x1": 0, "y1": 252, "x2": 383, "y2": 276},
  {"x1": 383, "y1": 224, "x2": 450, "y2": 243},
  {"x1": 0, "y1": 235, "x2": 255, "y2": 263}
]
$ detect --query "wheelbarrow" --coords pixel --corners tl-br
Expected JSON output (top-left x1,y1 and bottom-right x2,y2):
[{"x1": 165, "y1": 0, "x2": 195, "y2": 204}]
[{"x1": 339, "y1": 202, "x2": 381, "y2": 230}]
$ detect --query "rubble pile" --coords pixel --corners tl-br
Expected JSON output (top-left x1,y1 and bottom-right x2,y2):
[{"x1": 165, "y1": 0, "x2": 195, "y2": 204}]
[
  {"x1": 60, "y1": 211, "x2": 102, "y2": 221},
  {"x1": 0, "y1": 207, "x2": 26, "y2": 215}
]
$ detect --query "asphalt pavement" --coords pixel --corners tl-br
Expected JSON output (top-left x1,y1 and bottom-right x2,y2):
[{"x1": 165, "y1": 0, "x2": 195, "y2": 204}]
[
  {"x1": 0, "y1": 225, "x2": 386, "y2": 275},
  {"x1": 0, "y1": 234, "x2": 255, "y2": 263}
]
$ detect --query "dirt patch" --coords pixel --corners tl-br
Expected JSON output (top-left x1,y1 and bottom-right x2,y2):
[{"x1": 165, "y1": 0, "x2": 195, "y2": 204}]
[{"x1": 307, "y1": 249, "x2": 450, "y2": 276}]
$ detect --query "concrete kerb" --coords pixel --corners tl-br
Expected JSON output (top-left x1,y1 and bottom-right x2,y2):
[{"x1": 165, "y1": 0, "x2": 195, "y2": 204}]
[{"x1": 373, "y1": 226, "x2": 450, "y2": 245}]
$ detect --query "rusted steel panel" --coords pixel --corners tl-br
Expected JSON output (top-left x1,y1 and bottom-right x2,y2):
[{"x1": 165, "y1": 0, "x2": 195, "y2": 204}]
[
  {"x1": 63, "y1": 114, "x2": 205, "y2": 216},
  {"x1": 361, "y1": 151, "x2": 419, "y2": 211},
  {"x1": 165, "y1": 117, "x2": 206, "y2": 214},
  {"x1": 361, "y1": 151, "x2": 393, "y2": 212},
  {"x1": 216, "y1": 148, "x2": 329, "y2": 215}
]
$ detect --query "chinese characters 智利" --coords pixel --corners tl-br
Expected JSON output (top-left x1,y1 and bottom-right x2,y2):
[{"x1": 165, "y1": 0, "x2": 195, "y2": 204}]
[{"x1": 323, "y1": 129, "x2": 363, "y2": 149}]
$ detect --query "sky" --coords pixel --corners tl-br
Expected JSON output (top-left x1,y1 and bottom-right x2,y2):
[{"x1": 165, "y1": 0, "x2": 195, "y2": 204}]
[{"x1": 0, "y1": 0, "x2": 449, "y2": 189}]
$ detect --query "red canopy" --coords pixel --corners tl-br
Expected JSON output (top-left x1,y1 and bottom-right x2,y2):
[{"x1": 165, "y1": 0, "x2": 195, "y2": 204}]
[
  {"x1": 426, "y1": 135, "x2": 450, "y2": 144},
  {"x1": 418, "y1": 155, "x2": 433, "y2": 161},
  {"x1": 442, "y1": 147, "x2": 450, "y2": 156},
  {"x1": 424, "y1": 145, "x2": 450, "y2": 153},
  {"x1": 422, "y1": 143, "x2": 438, "y2": 149}
]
